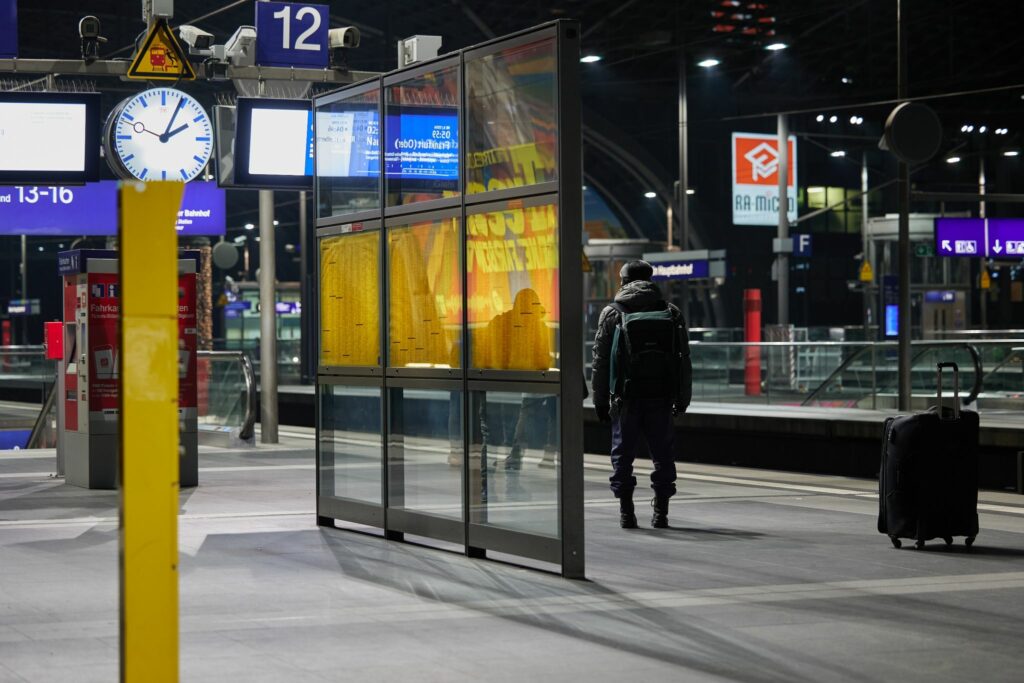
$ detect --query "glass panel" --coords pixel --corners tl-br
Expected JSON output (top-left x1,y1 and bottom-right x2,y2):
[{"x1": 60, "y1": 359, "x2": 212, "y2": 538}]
[
  {"x1": 387, "y1": 388, "x2": 463, "y2": 519},
  {"x1": 388, "y1": 215, "x2": 462, "y2": 368},
  {"x1": 319, "y1": 231, "x2": 381, "y2": 367},
  {"x1": 465, "y1": 37, "x2": 557, "y2": 195},
  {"x1": 385, "y1": 63, "x2": 460, "y2": 206},
  {"x1": 315, "y1": 87, "x2": 381, "y2": 218},
  {"x1": 469, "y1": 390, "x2": 559, "y2": 537},
  {"x1": 320, "y1": 384, "x2": 382, "y2": 504},
  {"x1": 467, "y1": 200, "x2": 559, "y2": 371}
]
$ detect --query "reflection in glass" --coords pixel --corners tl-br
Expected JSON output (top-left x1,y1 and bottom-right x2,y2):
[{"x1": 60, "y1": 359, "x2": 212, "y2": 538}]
[
  {"x1": 320, "y1": 231, "x2": 380, "y2": 367},
  {"x1": 467, "y1": 201, "x2": 559, "y2": 370},
  {"x1": 316, "y1": 88, "x2": 380, "y2": 218},
  {"x1": 469, "y1": 391, "x2": 559, "y2": 537},
  {"x1": 388, "y1": 388, "x2": 463, "y2": 519},
  {"x1": 320, "y1": 384, "x2": 382, "y2": 504},
  {"x1": 385, "y1": 64, "x2": 460, "y2": 206},
  {"x1": 466, "y1": 37, "x2": 557, "y2": 195},
  {"x1": 388, "y1": 216, "x2": 462, "y2": 368}
]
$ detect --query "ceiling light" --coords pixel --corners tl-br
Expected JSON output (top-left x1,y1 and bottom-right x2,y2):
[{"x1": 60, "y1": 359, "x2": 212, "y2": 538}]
[
  {"x1": 816, "y1": 114, "x2": 824, "y2": 122},
  {"x1": 830, "y1": 150, "x2": 846, "y2": 157},
  {"x1": 960, "y1": 125, "x2": 969, "y2": 133},
  {"x1": 829, "y1": 115, "x2": 838, "y2": 123},
  {"x1": 1004, "y1": 150, "x2": 1019, "y2": 157},
  {"x1": 765, "y1": 42, "x2": 787, "y2": 51},
  {"x1": 686, "y1": 188, "x2": 695, "y2": 195},
  {"x1": 979, "y1": 126, "x2": 987, "y2": 133},
  {"x1": 233, "y1": 236, "x2": 247, "y2": 244},
  {"x1": 580, "y1": 55, "x2": 602, "y2": 63},
  {"x1": 273, "y1": 220, "x2": 280, "y2": 226},
  {"x1": 244, "y1": 223, "x2": 255, "y2": 230},
  {"x1": 697, "y1": 58, "x2": 720, "y2": 68},
  {"x1": 966, "y1": 125, "x2": 974, "y2": 132},
  {"x1": 849, "y1": 115, "x2": 858, "y2": 124},
  {"x1": 644, "y1": 191, "x2": 657, "y2": 199},
  {"x1": 37, "y1": 245, "x2": 44, "y2": 251},
  {"x1": 841, "y1": 76, "x2": 852, "y2": 84},
  {"x1": 946, "y1": 156, "x2": 961, "y2": 164}
]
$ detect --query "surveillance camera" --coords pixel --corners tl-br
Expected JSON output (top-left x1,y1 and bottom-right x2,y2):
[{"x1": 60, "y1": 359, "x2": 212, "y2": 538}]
[
  {"x1": 179, "y1": 24, "x2": 214, "y2": 52},
  {"x1": 78, "y1": 16, "x2": 107, "y2": 64},
  {"x1": 79, "y1": 16, "x2": 101, "y2": 39},
  {"x1": 328, "y1": 27, "x2": 361, "y2": 49},
  {"x1": 225, "y1": 25, "x2": 257, "y2": 66}
]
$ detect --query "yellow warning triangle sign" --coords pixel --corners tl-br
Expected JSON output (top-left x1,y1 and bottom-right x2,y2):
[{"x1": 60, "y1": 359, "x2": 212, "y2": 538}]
[
  {"x1": 127, "y1": 19, "x2": 196, "y2": 81},
  {"x1": 859, "y1": 260, "x2": 874, "y2": 283}
]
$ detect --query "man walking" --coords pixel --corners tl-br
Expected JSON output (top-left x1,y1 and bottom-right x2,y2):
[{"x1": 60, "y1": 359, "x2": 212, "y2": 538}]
[{"x1": 591, "y1": 260, "x2": 692, "y2": 528}]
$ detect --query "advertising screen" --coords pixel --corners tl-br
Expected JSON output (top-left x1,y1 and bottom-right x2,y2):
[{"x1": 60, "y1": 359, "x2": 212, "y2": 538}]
[
  {"x1": 233, "y1": 98, "x2": 314, "y2": 189},
  {"x1": 384, "y1": 108, "x2": 459, "y2": 182},
  {"x1": 0, "y1": 92, "x2": 101, "y2": 184}
]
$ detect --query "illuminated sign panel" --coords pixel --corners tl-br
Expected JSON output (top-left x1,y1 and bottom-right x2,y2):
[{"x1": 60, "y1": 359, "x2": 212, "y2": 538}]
[{"x1": 731, "y1": 132, "x2": 797, "y2": 226}]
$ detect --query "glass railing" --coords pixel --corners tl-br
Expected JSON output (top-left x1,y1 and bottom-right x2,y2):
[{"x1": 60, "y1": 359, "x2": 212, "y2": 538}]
[
  {"x1": 213, "y1": 338, "x2": 303, "y2": 386},
  {"x1": 0, "y1": 346, "x2": 256, "y2": 449},
  {"x1": 0, "y1": 346, "x2": 55, "y2": 450}
]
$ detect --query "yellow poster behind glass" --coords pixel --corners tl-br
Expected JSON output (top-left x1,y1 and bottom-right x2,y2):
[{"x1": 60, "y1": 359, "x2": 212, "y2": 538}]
[
  {"x1": 467, "y1": 201, "x2": 559, "y2": 371},
  {"x1": 320, "y1": 231, "x2": 380, "y2": 366},
  {"x1": 388, "y1": 217, "x2": 462, "y2": 368}
]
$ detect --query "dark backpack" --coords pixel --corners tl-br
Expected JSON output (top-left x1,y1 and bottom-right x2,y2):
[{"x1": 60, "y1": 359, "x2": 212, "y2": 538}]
[{"x1": 608, "y1": 302, "x2": 681, "y2": 401}]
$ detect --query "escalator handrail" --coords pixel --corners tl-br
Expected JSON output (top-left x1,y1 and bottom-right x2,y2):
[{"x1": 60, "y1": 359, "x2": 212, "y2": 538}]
[
  {"x1": 197, "y1": 350, "x2": 257, "y2": 441},
  {"x1": 800, "y1": 341, "x2": 983, "y2": 407}
]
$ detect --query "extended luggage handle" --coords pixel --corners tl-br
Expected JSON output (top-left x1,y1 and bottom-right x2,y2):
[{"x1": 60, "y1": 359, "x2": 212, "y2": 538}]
[{"x1": 936, "y1": 361, "x2": 960, "y2": 421}]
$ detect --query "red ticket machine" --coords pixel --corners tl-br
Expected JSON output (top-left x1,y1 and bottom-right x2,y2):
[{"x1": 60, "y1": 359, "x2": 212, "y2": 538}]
[{"x1": 57, "y1": 250, "x2": 199, "y2": 489}]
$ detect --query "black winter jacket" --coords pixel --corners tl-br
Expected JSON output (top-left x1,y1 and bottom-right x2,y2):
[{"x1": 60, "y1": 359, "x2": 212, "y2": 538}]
[{"x1": 591, "y1": 280, "x2": 693, "y2": 410}]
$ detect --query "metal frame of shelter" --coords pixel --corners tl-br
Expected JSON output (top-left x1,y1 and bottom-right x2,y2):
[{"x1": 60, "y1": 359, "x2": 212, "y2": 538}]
[{"x1": 312, "y1": 20, "x2": 584, "y2": 577}]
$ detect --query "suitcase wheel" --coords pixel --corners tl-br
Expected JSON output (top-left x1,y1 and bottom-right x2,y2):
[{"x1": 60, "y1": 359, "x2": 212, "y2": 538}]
[
  {"x1": 889, "y1": 536, "x2": 902, "y2": 549},
  {"x1": 965, "y1": 536, "x2": 975, "y2": 548},
  {"x1": 915, "y1": 540, "x2": 925, "y2": 549},
  {"x1": 943, "y1": 536, "x2": 953, "y2": 547}
]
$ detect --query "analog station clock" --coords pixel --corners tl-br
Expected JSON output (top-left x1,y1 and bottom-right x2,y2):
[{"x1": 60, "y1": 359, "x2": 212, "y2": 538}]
[{"x1": 103, "y1": 87, "x2": 213, "y2": 182}]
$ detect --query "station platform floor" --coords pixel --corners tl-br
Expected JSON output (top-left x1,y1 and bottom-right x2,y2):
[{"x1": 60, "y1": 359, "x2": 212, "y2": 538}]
[{"x1": 2, "y1": 430, "x2": 1023, "y2": 682}]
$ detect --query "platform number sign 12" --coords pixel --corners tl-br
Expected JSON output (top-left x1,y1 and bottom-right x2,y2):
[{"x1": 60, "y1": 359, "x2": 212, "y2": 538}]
[{"x1": 255, "y1": 2, "x2": 329, "y2": 69}]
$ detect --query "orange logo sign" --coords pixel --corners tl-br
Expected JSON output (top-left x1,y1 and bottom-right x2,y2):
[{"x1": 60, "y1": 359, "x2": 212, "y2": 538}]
[{"x1": 734, "y1": 136, "x2": 795, "y2": 186}]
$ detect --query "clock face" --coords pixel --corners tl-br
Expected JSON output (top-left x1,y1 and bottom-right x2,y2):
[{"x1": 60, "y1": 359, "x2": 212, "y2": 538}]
[{"x1": 107, "y1": 88, "x2": 213, "y2": 182}]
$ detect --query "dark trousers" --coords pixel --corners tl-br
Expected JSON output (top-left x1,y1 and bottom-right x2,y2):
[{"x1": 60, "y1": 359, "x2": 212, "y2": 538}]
[{"x1": 609, "y1": 398, "x2": 677, "y2": 499}]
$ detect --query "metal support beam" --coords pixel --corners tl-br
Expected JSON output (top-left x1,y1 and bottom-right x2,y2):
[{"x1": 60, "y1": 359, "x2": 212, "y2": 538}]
[
  {"x1": 776, "y1": 113, "x2": 789, "y2": 326},
  {"x1": 259, "y1": 190, "x2": 278, "y2": 443},
  {"x1": 298, "y1": 190, "x2": 312, "y2": 384},
  {"x1": 0, "y1": 57, "x2": 377, "y2": 84},
  {"x1": 862, "y1": 155, "x2": 871, "y2": 335},
  {"x1": 118, "y1": 181, "x2": 183, "y2": 683}
]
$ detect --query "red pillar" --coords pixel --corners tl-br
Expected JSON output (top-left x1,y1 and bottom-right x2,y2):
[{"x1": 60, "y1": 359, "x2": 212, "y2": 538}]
[{"x1": 743, "y1": 289, "x2": 762, "y2": 397}]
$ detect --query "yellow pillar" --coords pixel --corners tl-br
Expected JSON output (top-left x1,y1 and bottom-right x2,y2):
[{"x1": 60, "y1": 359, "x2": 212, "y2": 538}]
[{"x1": 118, "y1": 181, "x2": 184, "y2": 683}]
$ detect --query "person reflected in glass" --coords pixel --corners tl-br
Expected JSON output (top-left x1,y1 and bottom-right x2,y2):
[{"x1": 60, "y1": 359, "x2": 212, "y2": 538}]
[{"x1": 480, "y1": 288, "x2": 552, "y2": 499}]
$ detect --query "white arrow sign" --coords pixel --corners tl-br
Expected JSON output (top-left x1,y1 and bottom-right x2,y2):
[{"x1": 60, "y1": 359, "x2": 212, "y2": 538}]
[
  {"x1": 993, "y1": 240, "x2": 1003, "y2": 254},
  {"x1": 941, "y1": 240, "x2": 951, "y2": 251}
]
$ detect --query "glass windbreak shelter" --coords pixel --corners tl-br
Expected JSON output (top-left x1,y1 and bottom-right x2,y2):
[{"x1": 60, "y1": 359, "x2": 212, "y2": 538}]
[{"x1": 314, "y1": 21, "x2": 583, "y2": 577}]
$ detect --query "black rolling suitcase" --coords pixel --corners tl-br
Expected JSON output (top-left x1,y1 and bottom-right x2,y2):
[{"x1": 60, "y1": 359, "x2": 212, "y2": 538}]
[{"x1": 878, "y1": 362, "x2": 980, "y2": 549}]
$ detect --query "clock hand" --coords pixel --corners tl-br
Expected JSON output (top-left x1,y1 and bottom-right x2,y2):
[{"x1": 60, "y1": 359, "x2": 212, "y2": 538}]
[
  {"x1": 163, "y1": 123, "x2": 190, "y2": 140},
  {"x1": 160, "y1": 97, "x2": 186, "y2": 142},
  {"x1": 132, "y1": 121, "x2": 161, "y2": 137}
]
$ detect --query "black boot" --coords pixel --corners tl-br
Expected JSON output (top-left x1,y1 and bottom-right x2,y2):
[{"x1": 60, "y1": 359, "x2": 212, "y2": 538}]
[
  {"x1": 619, "y1": 496, "x2": 637, "y2": 529},
  {"x1": 651, "y1": 496, "x2": 669, "y2": 528}
]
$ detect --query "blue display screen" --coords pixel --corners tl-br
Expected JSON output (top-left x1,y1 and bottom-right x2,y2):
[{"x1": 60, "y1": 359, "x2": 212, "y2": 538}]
[
  {"x1": 885, "y1": 305, "x2": 899, "y2": 337},
  {"x1": 315, "y1": 108, "x2": 380, "y2": 178},
  {"x1": 384, "y1": 110, "x2": 458, "y2": 181}
]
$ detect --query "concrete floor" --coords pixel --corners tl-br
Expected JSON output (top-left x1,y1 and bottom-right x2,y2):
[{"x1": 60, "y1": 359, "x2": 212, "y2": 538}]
[{"x1": 2, "y1": 431, "x2": 1024, "y2": 682}]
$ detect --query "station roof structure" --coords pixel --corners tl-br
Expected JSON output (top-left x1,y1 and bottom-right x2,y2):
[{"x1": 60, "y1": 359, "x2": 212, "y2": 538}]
[{"x1": 9, "y1": 0, "x2": 1024, "y2": 241}]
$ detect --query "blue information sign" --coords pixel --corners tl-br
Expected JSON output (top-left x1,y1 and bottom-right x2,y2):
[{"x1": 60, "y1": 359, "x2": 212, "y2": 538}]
[
  {"x1": 792, "y1": 234, "x2": 812, "y2": 257},
  {"x1": 255, "y1": 2, "x2": 329, "y2": 68},
  {"x1": 935, "y1": 217, "x2": 1024, "y2": 258},
  {"x1": 0, "y1": 181, "x2": 226, "y2": 236},
  {"x1": 0, "y1": 0, "x2": 16, "y2": 59},
  {"x1": 650, "y1": 259, "x2": 710, "y2": 281}
]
